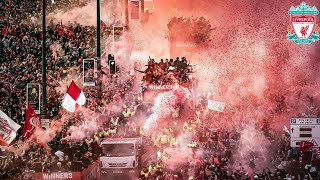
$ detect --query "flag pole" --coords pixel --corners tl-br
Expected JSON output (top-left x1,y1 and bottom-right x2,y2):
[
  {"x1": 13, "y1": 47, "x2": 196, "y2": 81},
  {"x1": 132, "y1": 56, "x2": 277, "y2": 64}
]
[{"x1": 41, "y1": 0, "x2": 47, "y2": 117}]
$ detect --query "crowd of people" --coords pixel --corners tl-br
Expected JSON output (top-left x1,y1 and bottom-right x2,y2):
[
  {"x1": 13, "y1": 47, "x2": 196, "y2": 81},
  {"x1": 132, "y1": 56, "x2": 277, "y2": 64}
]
[
  {"x1": 0, "y1": 0, "x2": 98, "y2": 123},
  {"x1": 0, "y1": 0, "x2": 141, "y2": 178},
  {"x1": 0, "y1": 141, "x2": 99, "y2": 179},
  {"x1": 1, "y1": 0, "x2": 320, "y2": 180},
  {"x1": 138, "y1": 95, "x2": 320, "y2": 180}
]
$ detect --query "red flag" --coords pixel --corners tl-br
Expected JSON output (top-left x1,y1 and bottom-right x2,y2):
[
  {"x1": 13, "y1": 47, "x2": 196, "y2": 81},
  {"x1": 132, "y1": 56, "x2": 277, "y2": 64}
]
[
  {"x1": 0, "y1": 136, "x2": 8, "y2": 146},
  {"x1": 299, "y1": 140, "x2": 314, "y2": 152},
  {"x1": 22, "y1": 103, "x2": 42, "y2": 139}
]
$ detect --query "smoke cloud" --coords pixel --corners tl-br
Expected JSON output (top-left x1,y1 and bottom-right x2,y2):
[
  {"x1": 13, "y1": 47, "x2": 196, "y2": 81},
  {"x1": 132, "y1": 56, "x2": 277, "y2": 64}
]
[
  {"x1": 231, "y1": 123, "x2": 271, "y2": 175},
  {"x1": 144, "y1": 86, "x2": 190, "y2": 134}
]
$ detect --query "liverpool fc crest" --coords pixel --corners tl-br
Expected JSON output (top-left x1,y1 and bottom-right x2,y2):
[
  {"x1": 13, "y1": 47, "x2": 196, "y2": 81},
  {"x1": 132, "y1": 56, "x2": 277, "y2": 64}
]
[{"x1": 287, "y1": 2, "x2": 319, "y2": 44}]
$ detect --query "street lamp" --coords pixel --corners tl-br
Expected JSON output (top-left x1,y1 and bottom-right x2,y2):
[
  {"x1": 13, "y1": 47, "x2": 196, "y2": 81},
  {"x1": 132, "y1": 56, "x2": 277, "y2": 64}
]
[
  {"x1": 97, "y1": 0, "x2": 102, "y2": 103},
  {"x1": 41, "y1": 0, "x2": 47, "y2": 117}
]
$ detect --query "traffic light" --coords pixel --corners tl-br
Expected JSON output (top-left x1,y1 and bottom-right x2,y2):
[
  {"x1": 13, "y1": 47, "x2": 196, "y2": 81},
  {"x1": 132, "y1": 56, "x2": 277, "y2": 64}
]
[
  {"x1": 109, "y1": 60, "x2": 116, "y2": 74},
  {"x1": 108, "y1": 54, "x2": 114, "y2": 65}
]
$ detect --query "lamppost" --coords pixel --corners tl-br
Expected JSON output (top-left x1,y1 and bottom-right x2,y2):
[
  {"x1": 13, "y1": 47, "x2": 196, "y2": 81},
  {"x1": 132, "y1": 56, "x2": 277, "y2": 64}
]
[
  {"x1": 97, "y1": 0, "x2": 102, "y2": 103},
  {"x1": 41, "y1": 0, "x2": 47, "y2": 117}
]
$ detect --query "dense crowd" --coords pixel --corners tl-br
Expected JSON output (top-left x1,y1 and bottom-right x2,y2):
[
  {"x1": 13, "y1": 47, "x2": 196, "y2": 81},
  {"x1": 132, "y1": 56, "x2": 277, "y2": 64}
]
[
  {"x1": 138, "y1": 95, "x2": 320, "y2": 180},
  {"x1": 1, "y1": 0, "x2": 320, "y2": 180},
  {"x1": 0, "y1": 0, "x2": 98, "y2": 123},
  {"x1": 0, "y1": 0, "x2": 140, "y2": 178}
]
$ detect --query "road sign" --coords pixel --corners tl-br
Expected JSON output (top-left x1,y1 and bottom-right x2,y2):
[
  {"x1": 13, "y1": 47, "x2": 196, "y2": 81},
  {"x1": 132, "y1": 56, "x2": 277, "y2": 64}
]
[{"x1": 290, "y1": 117, "x2": 320, "y2": 147}]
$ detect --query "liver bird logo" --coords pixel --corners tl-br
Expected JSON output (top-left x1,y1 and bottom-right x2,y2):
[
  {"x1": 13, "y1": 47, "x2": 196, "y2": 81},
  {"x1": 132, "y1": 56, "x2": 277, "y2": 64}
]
[{"x1": 300, "y1": 25, "x2": 309, "y2": 37}]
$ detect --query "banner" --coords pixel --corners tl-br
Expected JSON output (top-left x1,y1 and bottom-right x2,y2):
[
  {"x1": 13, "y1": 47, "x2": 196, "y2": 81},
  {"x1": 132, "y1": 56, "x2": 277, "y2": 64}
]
[
  {"x1": 147, "y1": 84, "x2": 174, "y2": 90},
  {"x1": 208, "y1": 100, "x2": 225, "y2": 112},
  {"x1": 32, "y1": 161, "x2": 99, "y2": 180},
  {"x1": 129, "y1": 0, "x2": 141, "y2": 21},
  {"x1": 83, "y1": 59, "x2": 96, "y2": 87},
  {"x1": 141, "y1": 84, "x2": 191, "y2": 102},
  {"x1": 142, "y1": 85, "x2": 173, "y2": 102},
  {"x1": 0, "y1": 110, "x2": 21, "y2": 144},
  {"x1": 26, "y1": 83, "x2": 41, "y2": 114},
  {"x1": 33, "y1": 172, "x2": 81, "y2": 180},
  {"x1": 112, "y1": 25, "x2": 124, "y2": 44}
]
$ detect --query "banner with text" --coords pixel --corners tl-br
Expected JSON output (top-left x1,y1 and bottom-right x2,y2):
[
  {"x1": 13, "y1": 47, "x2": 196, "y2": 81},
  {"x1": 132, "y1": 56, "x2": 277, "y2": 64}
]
[
  {"x1": 33, "y1": 172, "x2": 81, "y2": 180},
  {"x1": 142, "y1": 84, "x2": 174, "y2": 102},
  {"x1": 26, "y1": 83, "x2": 40, "y2": 114},
  {"x1": 33, "y1": 161, "x2": 99, "y2": 180},
  {"x1": 83, "y1": 59, "x2": 96, "y2": 87}
]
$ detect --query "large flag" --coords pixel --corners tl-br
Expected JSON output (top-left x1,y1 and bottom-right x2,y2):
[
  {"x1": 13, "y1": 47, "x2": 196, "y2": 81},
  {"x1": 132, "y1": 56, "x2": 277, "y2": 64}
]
[
  {"x1": 299, "y1": 140, "x2": 314, "y2": 152},
  {"x1": 62, "y1": 80, "x2": 86, "y2": 112},
  {"x1": 22, "y1": 103, "x2": 42, "y2": 139},
  {"x1": 0, "y1": 110, "x2": 21, "y2": 145}
]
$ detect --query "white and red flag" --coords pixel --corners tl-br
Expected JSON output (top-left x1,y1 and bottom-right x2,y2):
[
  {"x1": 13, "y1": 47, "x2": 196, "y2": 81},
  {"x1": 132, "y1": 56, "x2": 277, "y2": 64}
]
[
  {"x1": 22, "y1": 103, "x2": 42, "y2": 139},
  {"x1": 62, "y1": 80, "x2": 86, "y2": 112},
  {"x1": 0, "y1": 110, "x2": 21, "y2": 145}
]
